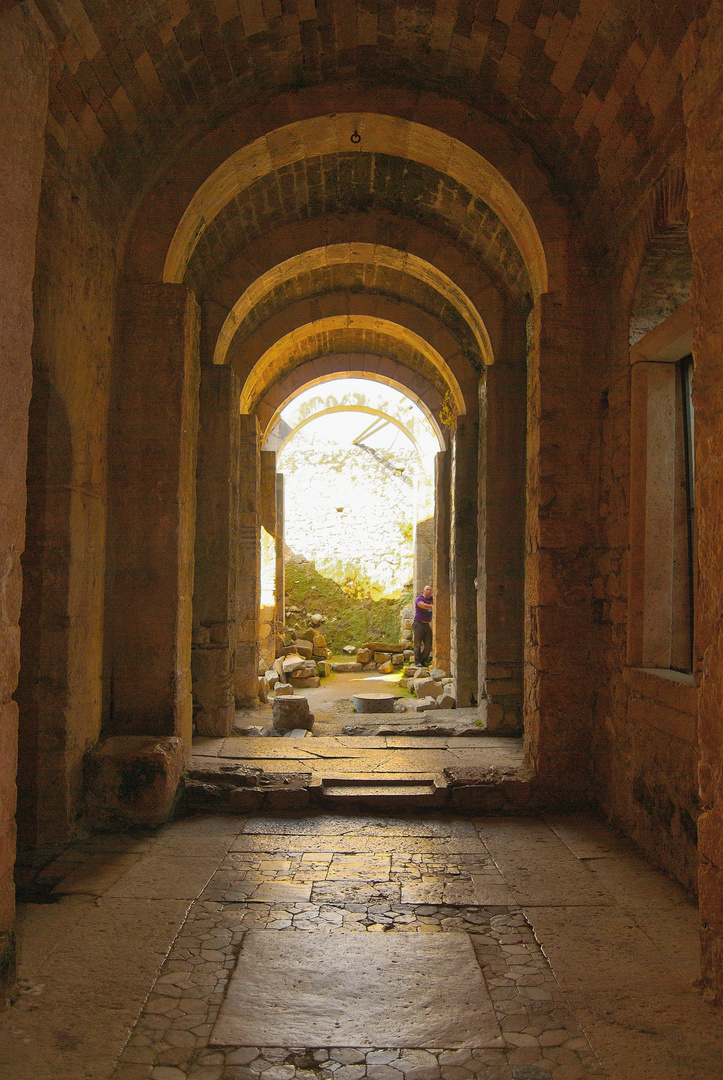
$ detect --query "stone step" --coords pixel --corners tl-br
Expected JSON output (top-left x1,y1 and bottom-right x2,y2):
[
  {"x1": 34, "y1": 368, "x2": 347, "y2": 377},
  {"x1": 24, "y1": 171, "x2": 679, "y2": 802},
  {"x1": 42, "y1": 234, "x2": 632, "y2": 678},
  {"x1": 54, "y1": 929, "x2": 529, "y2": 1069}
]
[{"x1": 319, "y1": 772, "x2": 447, "y2": 809}]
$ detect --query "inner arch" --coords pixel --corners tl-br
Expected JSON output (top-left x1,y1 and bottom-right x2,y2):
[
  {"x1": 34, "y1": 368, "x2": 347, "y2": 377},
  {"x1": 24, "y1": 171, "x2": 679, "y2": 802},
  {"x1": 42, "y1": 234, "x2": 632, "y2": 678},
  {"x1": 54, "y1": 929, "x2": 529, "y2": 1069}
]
[
  {"x1": 260, "y1": 369, "x2": 447, "y2": 449},
  {"x1": 213, "y1": 243, "x2": 494, "y2": 368},
  {"x1": 239, "y1": 315, "x2": 467, "y2": 417},
  {"x1": 164, "y1": 113, "x2": 548, "y2": 299}
]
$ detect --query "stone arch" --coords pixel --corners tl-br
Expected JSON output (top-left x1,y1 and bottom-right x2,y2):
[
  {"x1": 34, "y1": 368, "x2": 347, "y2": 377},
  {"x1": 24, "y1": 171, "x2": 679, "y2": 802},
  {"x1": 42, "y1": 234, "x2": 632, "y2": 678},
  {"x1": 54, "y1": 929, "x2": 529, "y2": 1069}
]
[
  {"x1": 267, "y1": 406, "x2": 428, "y2": 458},
  {"x1": 162, "y1": 113, "x2": 548, "y2": 301},
  {"x1": 239, "y1": 315, "x2": 467, "y2": 419},
  {"x1": 213, "y1": 244, "x2": 493, "y2": 369},
  {"x1": 256, "y1": 361, "x2": 448, "y2": 449}
]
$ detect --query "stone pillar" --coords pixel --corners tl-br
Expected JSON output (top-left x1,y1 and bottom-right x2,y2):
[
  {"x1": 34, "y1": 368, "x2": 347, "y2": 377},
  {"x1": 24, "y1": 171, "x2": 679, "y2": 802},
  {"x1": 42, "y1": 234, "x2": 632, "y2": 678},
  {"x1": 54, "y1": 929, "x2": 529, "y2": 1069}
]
[
  {"x1": 433, "y1": 452, "x2": 451, "y2": 673},
  {"x1": 0, "y1": 2, "x2": 50, "y2": 1000},
  {"x1": 259, "y1": 450, "x2": 277, "y2": 670},
  {"x1": 525, "y1": 293, "x2": 601, "y2": 792},
  {"x1": 192, "y1": 364, "x2": 240, "y2": 737},
  {"x1": 683, "y1": 1, "x2": 723, "y2": 1002},
  {"x1": 275, "y1": 473, "x2": 285, "y2": 655},
  {"x1": 235, "y1": 415, "x2": 260, "y2": 705},
  {"x1": 107, "y1": 284, "x2": 200, "y2": 748},
  {"x1": 450, "y1": 417, "x2": 478, "y2": 706},
  {"x1": 478, "y1": 352, "x2": 526, "y2": 735}
]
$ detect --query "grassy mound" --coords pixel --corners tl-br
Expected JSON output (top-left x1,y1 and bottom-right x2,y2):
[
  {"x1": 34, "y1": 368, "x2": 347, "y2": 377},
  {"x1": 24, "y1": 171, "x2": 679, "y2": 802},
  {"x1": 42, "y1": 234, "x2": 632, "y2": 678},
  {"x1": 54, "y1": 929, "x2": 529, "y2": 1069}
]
[{"x1": 284, "y1": 560, "x2": 411, "y2": 654}]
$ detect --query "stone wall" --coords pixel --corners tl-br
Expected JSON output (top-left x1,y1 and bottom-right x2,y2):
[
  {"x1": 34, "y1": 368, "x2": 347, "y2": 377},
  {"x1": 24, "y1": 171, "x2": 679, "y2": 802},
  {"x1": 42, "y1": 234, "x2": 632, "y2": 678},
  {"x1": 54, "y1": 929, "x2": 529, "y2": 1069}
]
[
  {"x1": 0, "y1": 3, "x2": 50, "y2": 996},
  {"x1": 684, "y1": 0, "x2": 723, "y2": 1000}
]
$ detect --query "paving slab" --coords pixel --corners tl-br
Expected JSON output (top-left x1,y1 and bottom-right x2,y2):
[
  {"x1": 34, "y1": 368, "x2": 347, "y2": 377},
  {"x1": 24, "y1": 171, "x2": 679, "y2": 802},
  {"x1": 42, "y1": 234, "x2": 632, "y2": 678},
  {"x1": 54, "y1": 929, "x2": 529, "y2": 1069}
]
[
  {"x1": 241, "y1": 816, "x2": 479, "y2": 836},
  {"x1": 211, "y1": 930, "x2": 501, "y2": 1048},
  {"x1": 524, "y1": 903, "x2": 723, "y2": 1080},
  {"x1": 104, "y1": 855, "x2": 220, "y2": 900},
  {"x1": 473, "y1": 818, "x2": 614, "y2": 907}
]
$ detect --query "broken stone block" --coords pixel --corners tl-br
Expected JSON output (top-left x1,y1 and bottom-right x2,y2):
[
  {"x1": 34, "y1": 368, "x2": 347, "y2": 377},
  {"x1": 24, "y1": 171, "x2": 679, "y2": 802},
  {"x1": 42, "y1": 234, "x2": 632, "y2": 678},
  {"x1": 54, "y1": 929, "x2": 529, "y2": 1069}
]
[
  {"x1": 363, "y1": 662, "x2": 377, "y2": 671},
  {"x1": 274, "y1": 682, "x2": 294, "y2": 695},
  {"x1": 374, "y1": 652, "x2": 392, "y2": 664},
  {"x1": 258, "y1": 661, "x2": 267, "y2": 677},
  {"x1": 295, "y1": 639, "x2": 314, "y2": 658},
  {"x1": 393, "y1": 699, "x2": 416, "y2": 712},
  {"x1": 257, "y1": 678, "x2": 268, "y2": 703},
  {"x1": 312, "y1": 648, "x2": 330, "y2": 659},
  {"x1": 377, "y1": 661, "x2": 394, "y2": 674},
  {"x1": 84, "y1": 735, "x2": 185, "y2": 828},
  {"x1": 310, "y1": 613, "x2": 324, "y2": 626},
  {"x1": 233, "y1": 725, "x2": 265, "y2": 737},
  {"x1": 430, "y1": 668, "x2": 447, "y2": 681},
  {"x1": 272, "y1": 696, "x2": 314, "y2": 732},
  {"x1": 402, "y1": 666, "x2": 417, "y2": 678},
  {"x1": 264, "y1": 670, "x2": 279, "y2": 688},
  {"x1": 284, "y1": 728, "x2": 312, "y2": 738},
  {"x1": 342, "y1": 645, "x2": 356, "y2": 654},
  {"x1": 289, "y1": 675, "x2": 321, "y2": 688},
  {"x1": 273, "y1": 656, "x2": 285, "y2": 676},
  {"x1": 317, "y1": 660, "x2": 332, "y2": 677},
  {"x1": 312, "y1": 633, "x2": 327, "y2": 648},
  {"x1": 403, "y1": 649, "x2": 414, "y2": 660},
  {"x1": 331, "y1": 662, "x2": 363, "y2": 672},
  {"x1": 356, "y1": 648, "x2": 372, "y2": 664},
  {"x1": 412, "y1": 677, "x2": 443, "y2": 698},
  {"x1": 436, "y1": 693, "x2": 456, "y2": 709},
  {"x1": 413, "y1": 696, "x2": 439, "y2": 712},
  {"x1": 391, "y1": 653, "x2": 405, "y2": 667}
]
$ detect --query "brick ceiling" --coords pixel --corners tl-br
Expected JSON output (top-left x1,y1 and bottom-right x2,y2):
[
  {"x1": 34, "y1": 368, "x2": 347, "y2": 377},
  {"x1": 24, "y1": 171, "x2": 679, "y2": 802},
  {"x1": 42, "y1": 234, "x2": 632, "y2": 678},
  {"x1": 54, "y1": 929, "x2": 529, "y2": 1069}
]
[{"x1": 39, "y1": 0, "x2": 704, "y2": 230}]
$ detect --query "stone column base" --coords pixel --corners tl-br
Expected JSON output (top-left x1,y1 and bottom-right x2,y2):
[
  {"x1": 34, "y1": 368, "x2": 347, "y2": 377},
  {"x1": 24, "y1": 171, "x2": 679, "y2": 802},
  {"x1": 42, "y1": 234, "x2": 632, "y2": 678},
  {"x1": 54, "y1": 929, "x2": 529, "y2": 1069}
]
[{"x1": 84, "y1": 736, "x2": 185, "y2": 828}]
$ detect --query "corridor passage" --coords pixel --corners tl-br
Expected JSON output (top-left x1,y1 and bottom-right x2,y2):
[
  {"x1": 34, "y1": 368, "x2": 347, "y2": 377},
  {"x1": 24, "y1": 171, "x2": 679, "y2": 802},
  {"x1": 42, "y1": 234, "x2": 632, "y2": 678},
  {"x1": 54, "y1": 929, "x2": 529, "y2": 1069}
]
[{"x1": 1, "y1": 812, "x2": 721, "y2": 1080}]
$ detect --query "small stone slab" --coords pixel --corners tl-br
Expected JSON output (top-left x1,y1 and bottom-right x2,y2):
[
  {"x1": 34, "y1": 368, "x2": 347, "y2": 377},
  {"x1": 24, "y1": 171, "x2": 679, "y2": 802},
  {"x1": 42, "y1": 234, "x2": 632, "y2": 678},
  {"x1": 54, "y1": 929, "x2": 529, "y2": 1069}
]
[
  {"x1": 211, "y1": 930, "x2": 500, "y2": 1048},
  {"x1": 353, "y1": 692, "x2": 398, "y2": 713}
]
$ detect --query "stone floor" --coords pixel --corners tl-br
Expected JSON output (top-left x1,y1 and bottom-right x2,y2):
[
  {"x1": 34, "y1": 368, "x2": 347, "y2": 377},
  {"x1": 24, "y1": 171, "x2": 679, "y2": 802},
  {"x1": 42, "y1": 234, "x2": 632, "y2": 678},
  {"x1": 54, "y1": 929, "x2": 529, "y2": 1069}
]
[
  {"x1": 2, "y1": 811, "x2": 722, "y2": 1080},
  {"x1": 192, "y1": 735, "x2": 524, "y2": 783}
]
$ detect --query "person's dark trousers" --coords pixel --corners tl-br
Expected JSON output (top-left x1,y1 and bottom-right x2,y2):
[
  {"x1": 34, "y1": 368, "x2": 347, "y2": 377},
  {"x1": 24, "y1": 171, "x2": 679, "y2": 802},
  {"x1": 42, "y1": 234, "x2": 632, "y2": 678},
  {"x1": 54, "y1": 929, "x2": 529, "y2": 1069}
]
[{"x1": 413, "y1": 620, "x2": 432, "y2": 666}]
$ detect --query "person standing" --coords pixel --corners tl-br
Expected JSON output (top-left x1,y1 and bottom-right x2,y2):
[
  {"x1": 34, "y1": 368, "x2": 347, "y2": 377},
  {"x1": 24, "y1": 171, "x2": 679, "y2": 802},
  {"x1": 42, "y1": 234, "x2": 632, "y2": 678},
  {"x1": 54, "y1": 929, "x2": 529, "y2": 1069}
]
[{"x1": 413, "y1": 584, "x2": 433, "y2": 667}]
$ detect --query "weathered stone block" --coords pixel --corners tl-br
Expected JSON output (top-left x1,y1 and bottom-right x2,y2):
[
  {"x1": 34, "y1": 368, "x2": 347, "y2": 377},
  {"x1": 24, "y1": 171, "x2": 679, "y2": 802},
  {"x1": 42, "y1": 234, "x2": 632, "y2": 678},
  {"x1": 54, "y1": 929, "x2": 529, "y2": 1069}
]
[
  {"x1": 436, "y1": 693, "x2": 456, "y2": 709},
  {"x1": 295, "y1": 639, "x2": 314, "y2": 658},
  {"x1": 84, "y1": 736, "x2": 185, "y2": 827},
  {"x1": 272, "y1": 697, "x2": 314, "y2": 732},
  {"x1": 282, "y1": 654, "x2": 307, "y2": 673},
  {"x1": 331, "y1": 662, "x2": 363, "y2": 672},
  {"x1": 317, "y1": 661, "x2": 332, "y2": 677},
  {"x1": 357, "y1": 648, "x2": 372, "y2": 664},
  {"x1": 378, "y1": 661, "x2": 394, "y2": 674},
  {"x1": 374, "y1": 652, "x2": 392, "y2": 664},
  {"x1": 274, "y1": 682, "x2": 294, "y2": 695},
  {"x1": 412, "y1": 677, "x2": 443, "y2": 698},
  {"x1": 289, "y1": 676, "x2": 321, "y2": 688}
]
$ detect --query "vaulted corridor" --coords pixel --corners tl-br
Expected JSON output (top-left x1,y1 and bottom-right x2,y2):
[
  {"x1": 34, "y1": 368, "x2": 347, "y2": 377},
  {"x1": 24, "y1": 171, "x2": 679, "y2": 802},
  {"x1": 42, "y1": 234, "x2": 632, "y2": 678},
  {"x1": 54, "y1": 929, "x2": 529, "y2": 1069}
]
[
  {"x1": 2, "y1": 810, "x2": 721, "y2": 1080},
  {"x1": 6, "y1": 1, "x2": 723, "y2": 1071}
]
